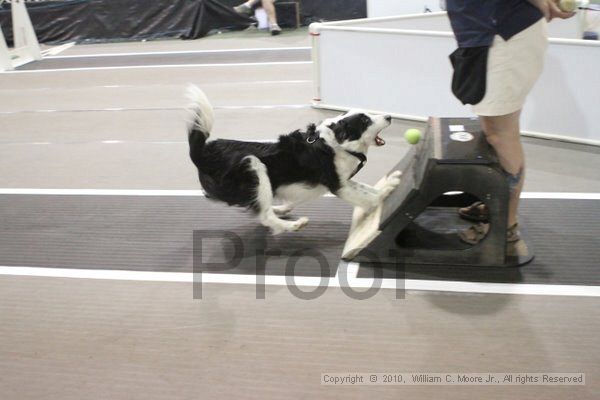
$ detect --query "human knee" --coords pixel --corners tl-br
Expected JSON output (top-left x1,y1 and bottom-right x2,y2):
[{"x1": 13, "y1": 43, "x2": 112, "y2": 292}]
[
  {"x1": 483, "y1": 130, "x2": 503, "y2": 148},
  {"x1": 481, "y1": 112, "x2": 520, "y2": 136},
  {"x1": 482, "y1": 123, "x2": 522, "y2": 149}
]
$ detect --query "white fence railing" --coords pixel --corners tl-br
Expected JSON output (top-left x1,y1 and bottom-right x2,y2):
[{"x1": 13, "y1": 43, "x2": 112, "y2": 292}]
[{"x1": 311, "y1": 12, "x2": 600, "y2": 146}]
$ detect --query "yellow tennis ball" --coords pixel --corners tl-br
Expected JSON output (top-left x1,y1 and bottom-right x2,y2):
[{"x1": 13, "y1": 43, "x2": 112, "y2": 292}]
[
  {"x1": 559, "y1": 0, "x2": 578, "y2": 12},
  {"x1": 404, "y1": 128, "x2": 422, "y2": 145}
]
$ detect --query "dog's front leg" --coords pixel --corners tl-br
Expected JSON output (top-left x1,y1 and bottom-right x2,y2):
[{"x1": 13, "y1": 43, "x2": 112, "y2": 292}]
[
  {"x1": 335, "y1": 181, "x2": 379, "y2": 211},
  {"x1": 335, "y1": 171, "x2": 402, "y2": 211}
]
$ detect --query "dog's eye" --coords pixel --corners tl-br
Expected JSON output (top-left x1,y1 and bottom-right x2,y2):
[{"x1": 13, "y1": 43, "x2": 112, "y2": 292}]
[{"x1": 362, "y1": 116, "x2": 371, "y2": 124}]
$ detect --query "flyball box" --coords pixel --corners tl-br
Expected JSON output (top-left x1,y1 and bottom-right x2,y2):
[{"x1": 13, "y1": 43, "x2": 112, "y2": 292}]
[{"x1": 342, "y1": 117, "x2": 534, "y2": 267}]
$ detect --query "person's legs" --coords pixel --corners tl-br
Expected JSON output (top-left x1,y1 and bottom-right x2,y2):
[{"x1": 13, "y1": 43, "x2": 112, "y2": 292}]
[
  {"x1": 234, "y1": 0, "x2": 281, "y2": 34},
  {"x1": 480, "y1": 109, "x2": 524, "y2": 228},
  {"x1": 458, "y1": 20, "x2": 547, "y2": 245},
  {"x1": 260, "y1": 0, "x2": 281, "y2": 34},
  {"x1": 260, "y1": 0, "x2": 278, "y2": 25},
  {"x1": 458, "y1": 109, "x2": 524, "y2": 245}
]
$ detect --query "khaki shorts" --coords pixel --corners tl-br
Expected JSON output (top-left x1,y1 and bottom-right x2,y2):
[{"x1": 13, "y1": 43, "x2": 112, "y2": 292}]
[{"x1": 473, "y1": 18, "x2": 549, "y2": 116}]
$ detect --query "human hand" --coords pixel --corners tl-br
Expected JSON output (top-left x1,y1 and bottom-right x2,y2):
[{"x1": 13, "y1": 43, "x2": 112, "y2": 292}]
[{"x1": 528, "y1": 0, "x2": 576, "y2": 21}]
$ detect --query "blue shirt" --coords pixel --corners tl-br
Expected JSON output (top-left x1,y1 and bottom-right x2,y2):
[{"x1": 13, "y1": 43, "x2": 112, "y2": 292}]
[{"x1": 446, "y1": 0, "x2": 544, "y2": 48}]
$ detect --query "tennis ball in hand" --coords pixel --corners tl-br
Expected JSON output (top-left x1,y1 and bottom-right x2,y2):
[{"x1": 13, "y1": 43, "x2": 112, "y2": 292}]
[
  {"x1": 404, "y1": 128, "x2": 422, "y2": 145},
  {"x1": 559, "y1": 0, "x2": 578, "y2": 12}
]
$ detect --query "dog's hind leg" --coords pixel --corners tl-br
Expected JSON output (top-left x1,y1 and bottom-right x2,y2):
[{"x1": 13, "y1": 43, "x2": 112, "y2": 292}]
[
  {"x1": 245, "y1": 156, "x2": 309, "y2": 235},
  {"x1": 272, "y1": 204, "x2": 294, "y2": 217},
  {"x1": 272, "y1": 183, "x2": 329, "y2": 217}
]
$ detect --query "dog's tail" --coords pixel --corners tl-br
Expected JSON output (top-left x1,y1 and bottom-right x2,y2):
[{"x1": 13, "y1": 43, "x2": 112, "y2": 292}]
[{"x1": 186, "y1": 84, "x2": 214, "y2": 163}]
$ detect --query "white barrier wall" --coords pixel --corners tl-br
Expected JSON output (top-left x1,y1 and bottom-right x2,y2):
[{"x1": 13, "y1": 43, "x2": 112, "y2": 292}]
[
  {"x1": 323, "y1": 12, "x2": 582, "y2": 40},
  {"x1": 326, "y1": 12, "x2": 452, "y2": 30},
  {"x1": 367, "y1": 0, "x2": 444, "y2": 17},
  {"x1": 366, "y1": 1, "x2": 583, "y2": 38},
  {"x1": 311, "y1": 14, "x2": 600, "y2": 145}
]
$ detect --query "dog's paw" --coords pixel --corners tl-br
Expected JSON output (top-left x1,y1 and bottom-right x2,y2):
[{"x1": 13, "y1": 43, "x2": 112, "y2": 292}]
[
  {"x1": 379, "y1": 171, "x2": 402, "y2": 199},
  {"x1": 290, "y1": 217, "x2": 309, "y2": 231},
  {"x1": 385, "y1": 170, "x2": 402, "y2": 187},
  {"x1": 270, "y1": 217, "x2": 309, "y2": 235},
  {"x1": 272, "y1": 205, "x2": 292, "y2": 216},
  {"x1": 387, "y1": 170, "x2": 402, "y2": 182}
]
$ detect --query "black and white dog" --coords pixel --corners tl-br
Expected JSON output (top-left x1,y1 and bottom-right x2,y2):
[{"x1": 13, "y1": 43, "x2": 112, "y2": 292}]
[{"x1": 187, "y1": 85, "x2": 401, "y2": 234}]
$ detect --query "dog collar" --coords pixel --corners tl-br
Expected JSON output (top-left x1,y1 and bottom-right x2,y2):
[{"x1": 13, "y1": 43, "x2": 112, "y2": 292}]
[
  {"x1": 305, "y1": 131, "x2": 366, "y2": 178},
  {"x1": 345, "y1": 150, "x2": 367, "y2": 178},
  {"x1": 306, "y1": 130, "x2": 319, "y2": 144}
]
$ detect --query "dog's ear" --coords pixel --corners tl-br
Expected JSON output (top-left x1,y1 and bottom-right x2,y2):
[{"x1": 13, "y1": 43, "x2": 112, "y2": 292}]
[
  {"x1": 306, "y1": 123, "x2": 317, "y2": 136},
  {"x1": 328, "y1": 120, "x2": 349, "y2": 143}
]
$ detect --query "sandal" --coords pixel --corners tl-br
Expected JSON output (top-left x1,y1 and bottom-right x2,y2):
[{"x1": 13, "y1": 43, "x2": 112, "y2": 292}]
[
  {"x1": 458, "y1": 222, "x2": 521, "y2": 245},
  {"x1": 506, "y1": 223, "x2": 521, "y2": 243},
  {"x1": 458, "y1": 201, "x2": 489, "y2": 222},
  {"x1": 458, "y1": 222, "x2": 489, "y2": 245}
]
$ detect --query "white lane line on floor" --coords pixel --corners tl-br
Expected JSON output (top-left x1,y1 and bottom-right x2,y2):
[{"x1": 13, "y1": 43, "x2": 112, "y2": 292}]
[
  {"x1": 520, "y1": 192, "x2": 600, "y2": 200},
  {"x1": 215, "y1": 104, "x2": 310, "y2": 110},
  {"x1": 0, "y1": 189, "x2": 207, "y2": 196},
  {"x1": 47, "y1": 46, "x2": 312, "y2": 59},
  {"x1": 334, "y1": 262, "x2": 359, "y2": 281},
  {"x1": 2, "y1": 139, "x2": 279, "y2": 146},
  {"x1": 1, "y1": 266, "x2": 598, "y2": 297},
  {"x1": 2, "y1": 61, "x2": 312, "y2": 74},
  {"x1": 400, "y1": 279, "x2": 600, "y2": 297},
  {"x1": 0, "y1": 104, "x2": 311, "y2": 115},
  {"x1": 0, "y1": 189, "x2": 599, "y2": 200},
  {"x1": 0, "y1": 80, "x2": 311, "y2": 93}
]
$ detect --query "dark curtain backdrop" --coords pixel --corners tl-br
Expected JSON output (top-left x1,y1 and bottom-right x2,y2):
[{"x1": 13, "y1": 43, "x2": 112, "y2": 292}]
[
  {"x1": 219, "y1": 0, "x2": 367, "y2": 25},
  {"x1": 0, "y1": 0, "x2": 254, "y2": 45},
  {"x1": 0, "y1": 0, "x2": 367, "y2": 45}
]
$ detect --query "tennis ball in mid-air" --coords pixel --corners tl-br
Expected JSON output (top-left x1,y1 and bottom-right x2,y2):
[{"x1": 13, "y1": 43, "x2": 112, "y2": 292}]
[{"x1": 404, "y1": 128, "x2": 422, "y2": 145}]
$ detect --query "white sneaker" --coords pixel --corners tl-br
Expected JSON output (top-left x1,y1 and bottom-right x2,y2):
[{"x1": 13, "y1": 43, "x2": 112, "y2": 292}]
[{"x1": 270, "y1": 23, "x2": 282, "y2": 35}]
